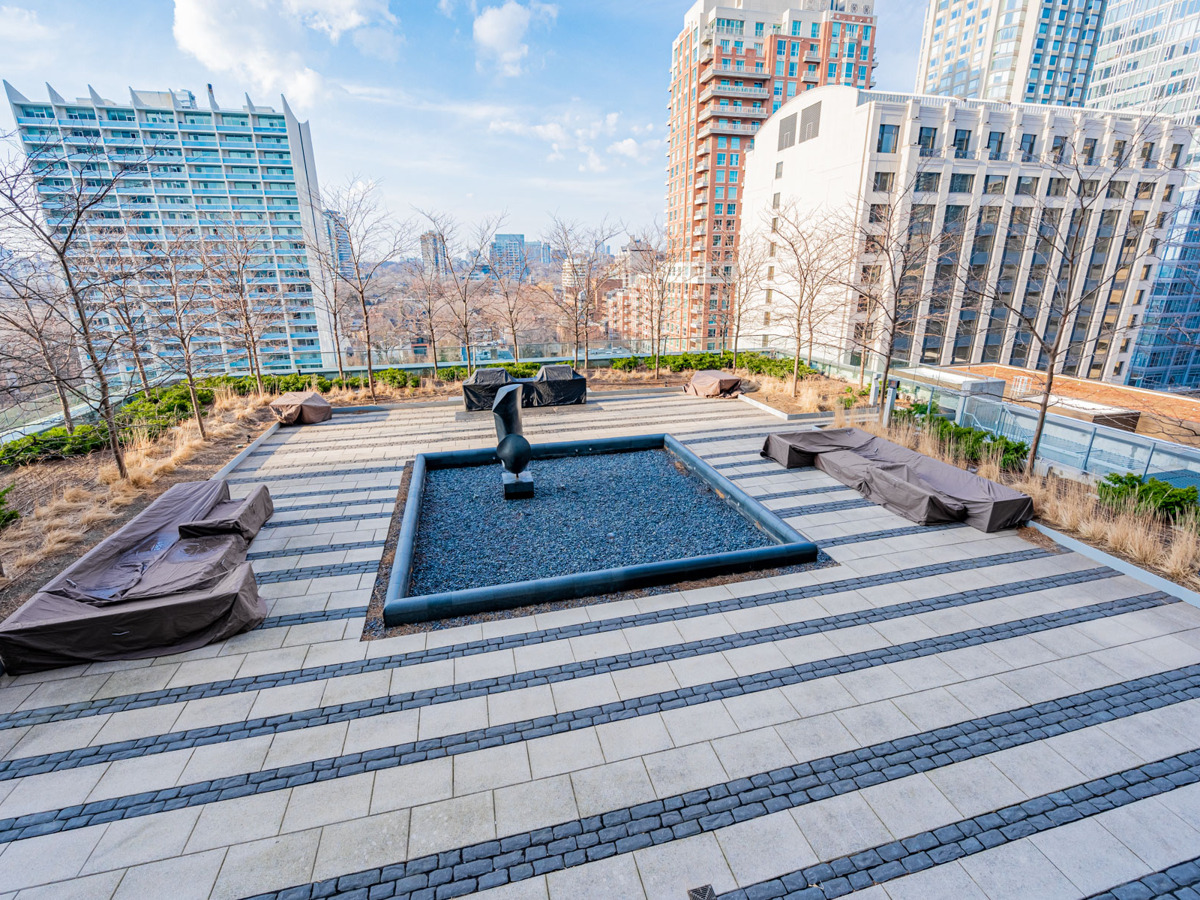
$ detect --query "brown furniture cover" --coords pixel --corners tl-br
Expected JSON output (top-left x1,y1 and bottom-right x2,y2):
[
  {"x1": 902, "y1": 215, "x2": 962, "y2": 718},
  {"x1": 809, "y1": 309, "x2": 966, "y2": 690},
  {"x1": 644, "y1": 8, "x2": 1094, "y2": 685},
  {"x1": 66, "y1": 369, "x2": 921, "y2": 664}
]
[
  {"x1": 761, "y1": 427, "x2": 1033, "y2": 532},
  {"x1": 270, "y1": 391, "x2": 332, "y2": 425},
  {"x1": 684, "y1": 370, "x2": 743, "y2": 398},
  {"x1": 0, "y1": 480, "x2": 272, "y2": 674}
]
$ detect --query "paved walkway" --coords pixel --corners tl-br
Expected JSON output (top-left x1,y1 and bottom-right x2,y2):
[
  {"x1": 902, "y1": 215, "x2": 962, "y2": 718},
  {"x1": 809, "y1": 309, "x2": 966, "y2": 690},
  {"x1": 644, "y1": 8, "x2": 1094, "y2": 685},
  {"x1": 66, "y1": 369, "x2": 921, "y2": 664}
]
[{"x1": 2, "y1": 393, "x2": 1200, "y2": 899}]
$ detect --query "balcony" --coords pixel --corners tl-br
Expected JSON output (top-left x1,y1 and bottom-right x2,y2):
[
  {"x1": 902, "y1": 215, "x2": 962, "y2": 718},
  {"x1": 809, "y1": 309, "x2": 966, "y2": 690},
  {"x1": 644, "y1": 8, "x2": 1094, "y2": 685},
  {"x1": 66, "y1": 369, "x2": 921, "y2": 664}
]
[
  {"x1": 698, "y1": 121, "x2": 759, "y2": 139},
  {"x1": 801, "y1": 69, "x2": 820, "y2": 82},
  {"x1": 699, "y1": 83, "x2": 770, "y2": 102},
  {"x1": 695, "y1": 178, "x2": 709, "y2": 190},
  {"x1": 700, "y1": 62, "x2": 768, "y2": 83},
  {"x1": 696, "y1": 160, "x2": 710, "y2": 173},
  {"x1": 693, "y1": 226, "x2": 707, "y2": 237},
  {"x1": 699, "y1": 105, "x2": 768, "y2": 122},
  {"x1": 695, "y1": 192, "x2": 708, "y2": 205}
]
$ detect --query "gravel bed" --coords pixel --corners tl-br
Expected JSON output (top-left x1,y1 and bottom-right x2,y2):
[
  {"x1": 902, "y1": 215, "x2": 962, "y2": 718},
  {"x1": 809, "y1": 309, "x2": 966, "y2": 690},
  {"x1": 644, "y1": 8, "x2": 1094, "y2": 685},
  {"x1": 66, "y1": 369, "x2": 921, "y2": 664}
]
[{"x1": 409, "y1": 449, "x2": 776, "y2": 596}]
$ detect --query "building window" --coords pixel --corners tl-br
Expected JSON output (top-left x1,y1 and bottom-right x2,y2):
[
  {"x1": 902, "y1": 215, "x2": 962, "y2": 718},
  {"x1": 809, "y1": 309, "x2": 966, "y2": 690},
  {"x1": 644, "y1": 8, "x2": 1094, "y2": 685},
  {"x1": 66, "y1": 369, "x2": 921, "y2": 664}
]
[
  {"x1": 1046, "y1": 177, "x2": 1067, "y2": 197},
  {"x1": 1165, "y1": 184, "x2": 1175, "y2": 201},
  {"x1": 772, "y1": 192, "x2": 780, "y2": 209},
  {"x1": 1020, "y1": 134, "x2": 1036, "y2": 160},
  {"x1": 873, "y1": 171, "x2": 895, "y2": 192},
  {"x1": 1136, "y1": 181, "x2": 1154, "y2": 200},
  {"x1": 869, "y1": 204, "x2": 891, "y2": 223},
  {"x1": 949, "y1": 172, "x2": 974, "y2": 193},
  {"x1": 953, "y1": 128, "x2": 971, "y2": 158},
  {"x1": 986, "y1": 131, "x2": 1004, "y2": 160},
  {"x1": 918, "y1": 126, "x2": 937, "y2": 154},
  {"x1": 1016, "y1": 176, "x2": 1038, "y2": 196},
  {"x1": 1106, "y1": 181, "x2": 1127, "y2": 199},
  {"x1": 775, "y1": 161, "x2": 783, "y2": 179},
  {"x1": 876, "y1": 124, "x2": 899, "y2": 153},
  {"x1": 915, "y1": 172, "x2": 940, "y2": 192}
]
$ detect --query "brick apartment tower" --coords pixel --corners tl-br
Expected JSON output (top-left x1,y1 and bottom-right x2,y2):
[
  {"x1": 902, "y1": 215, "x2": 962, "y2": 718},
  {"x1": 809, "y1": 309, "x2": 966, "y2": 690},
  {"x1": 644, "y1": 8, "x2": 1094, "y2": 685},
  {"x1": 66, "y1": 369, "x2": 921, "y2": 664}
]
[{"x1": 666, "y1": 0, "x2": 879, "y2": 351}]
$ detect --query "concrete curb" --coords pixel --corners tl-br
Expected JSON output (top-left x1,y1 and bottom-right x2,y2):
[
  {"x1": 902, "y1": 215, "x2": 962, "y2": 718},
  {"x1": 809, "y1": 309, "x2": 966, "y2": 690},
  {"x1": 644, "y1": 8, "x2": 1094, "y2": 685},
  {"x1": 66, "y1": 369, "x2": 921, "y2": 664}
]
[
  {"x1": 209, "y1": 422, "x2": 280, "y2": 482},
  {"x1": 738, "y1": 394, "x2": 802, "y2": 420},
  {"x1": 1028, "y1": 520, "x2": 1200, "y2": 608}
]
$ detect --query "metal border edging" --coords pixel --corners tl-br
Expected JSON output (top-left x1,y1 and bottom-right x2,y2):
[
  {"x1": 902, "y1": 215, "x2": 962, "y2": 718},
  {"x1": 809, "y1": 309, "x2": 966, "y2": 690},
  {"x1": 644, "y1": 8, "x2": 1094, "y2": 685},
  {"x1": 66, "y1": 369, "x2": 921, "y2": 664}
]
[
  {"x1": 209, "y1": 422, "x2": 280, "y2": 482},
  {"x1": 381, "y1": 434, "x2": 820, "y2": 626},
  {"x1": 1027, "y1": 520, "x2": 1200, "y2": 608}
]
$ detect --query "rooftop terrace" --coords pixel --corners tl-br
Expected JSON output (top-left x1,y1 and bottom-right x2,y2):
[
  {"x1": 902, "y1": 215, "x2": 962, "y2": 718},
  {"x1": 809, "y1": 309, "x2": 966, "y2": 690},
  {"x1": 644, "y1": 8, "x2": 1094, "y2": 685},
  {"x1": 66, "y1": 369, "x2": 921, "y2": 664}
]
[{"x1": 1, "y1": 391, "x2": 1199, "y2": 899}]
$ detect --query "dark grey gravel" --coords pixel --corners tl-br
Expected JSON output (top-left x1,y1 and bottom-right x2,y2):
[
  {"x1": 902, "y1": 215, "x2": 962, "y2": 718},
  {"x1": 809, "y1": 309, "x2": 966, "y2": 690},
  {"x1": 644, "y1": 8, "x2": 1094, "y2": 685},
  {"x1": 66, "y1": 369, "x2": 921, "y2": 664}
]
[{"x1": 409, "y1": 450, "x2": 775, "y2": 596}]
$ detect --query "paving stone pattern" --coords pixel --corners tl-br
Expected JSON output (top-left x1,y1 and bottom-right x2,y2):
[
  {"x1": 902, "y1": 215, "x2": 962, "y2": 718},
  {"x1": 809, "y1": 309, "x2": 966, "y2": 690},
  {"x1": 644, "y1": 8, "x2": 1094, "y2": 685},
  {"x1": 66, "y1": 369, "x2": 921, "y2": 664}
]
[{"x1": 2, "y1": 396, "x2": 1199, "y2": 900}]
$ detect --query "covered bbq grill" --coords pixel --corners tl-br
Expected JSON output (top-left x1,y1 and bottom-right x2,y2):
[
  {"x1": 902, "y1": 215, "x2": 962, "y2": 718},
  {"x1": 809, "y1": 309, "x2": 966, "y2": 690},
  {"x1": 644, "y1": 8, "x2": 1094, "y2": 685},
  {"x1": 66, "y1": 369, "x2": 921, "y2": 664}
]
[
  {"x1": 684, "y1": 370, "x2": 743, "y2": 398},
  {"x1": 270, "y1": 390, "x2": 333, "y2": 425}
]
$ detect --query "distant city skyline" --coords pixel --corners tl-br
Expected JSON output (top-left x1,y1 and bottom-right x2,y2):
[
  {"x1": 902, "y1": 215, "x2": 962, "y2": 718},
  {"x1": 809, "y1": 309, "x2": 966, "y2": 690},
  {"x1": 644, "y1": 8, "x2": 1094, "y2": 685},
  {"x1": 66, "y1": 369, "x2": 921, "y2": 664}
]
[{"x1": 0, "y1": 0, "x2": 928, "y2": 235}]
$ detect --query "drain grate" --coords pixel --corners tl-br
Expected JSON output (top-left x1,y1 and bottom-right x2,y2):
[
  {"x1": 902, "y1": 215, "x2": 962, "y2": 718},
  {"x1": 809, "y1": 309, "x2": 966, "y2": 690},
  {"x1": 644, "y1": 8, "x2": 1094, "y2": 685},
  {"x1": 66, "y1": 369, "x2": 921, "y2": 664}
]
[{"x1": 687, "y1": 887, "x2": 716, "y2": 900}]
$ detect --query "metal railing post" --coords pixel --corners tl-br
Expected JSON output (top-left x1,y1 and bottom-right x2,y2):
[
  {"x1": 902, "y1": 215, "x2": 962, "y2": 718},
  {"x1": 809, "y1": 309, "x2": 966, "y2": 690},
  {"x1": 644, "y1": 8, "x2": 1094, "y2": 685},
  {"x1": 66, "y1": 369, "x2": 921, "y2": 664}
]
[
  {"x1": 1082, "y1": 428, "x2": 1097, "y2": 474},
  {"x1": 1144, "y1": 445, "x2": 1156, "y2": 479}
]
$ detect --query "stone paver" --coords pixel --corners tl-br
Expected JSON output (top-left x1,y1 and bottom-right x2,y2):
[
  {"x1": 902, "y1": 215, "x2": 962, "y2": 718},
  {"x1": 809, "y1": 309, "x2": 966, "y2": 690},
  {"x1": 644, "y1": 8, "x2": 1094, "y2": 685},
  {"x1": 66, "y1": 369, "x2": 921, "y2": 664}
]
[{"x1": 1, "y1": 395, "x2": 1199, "y2": 899}]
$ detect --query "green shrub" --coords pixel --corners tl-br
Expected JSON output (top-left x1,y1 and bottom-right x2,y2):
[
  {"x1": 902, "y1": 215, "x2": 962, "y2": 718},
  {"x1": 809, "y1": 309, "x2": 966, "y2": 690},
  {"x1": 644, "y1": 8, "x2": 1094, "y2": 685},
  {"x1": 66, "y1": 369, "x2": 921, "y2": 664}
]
[
  {"x1": 1098, "y1": 472, "x2": 1199, "y2": 520},
  {"x1": 0, "y1": 483, "x2": 16, "y2": 530},
  {"x1": 0, "y1": 424, "x2": 111, "y2": 467},
  {"x1": 611, "y1": 356, "x2": 641, "y2": 372}
]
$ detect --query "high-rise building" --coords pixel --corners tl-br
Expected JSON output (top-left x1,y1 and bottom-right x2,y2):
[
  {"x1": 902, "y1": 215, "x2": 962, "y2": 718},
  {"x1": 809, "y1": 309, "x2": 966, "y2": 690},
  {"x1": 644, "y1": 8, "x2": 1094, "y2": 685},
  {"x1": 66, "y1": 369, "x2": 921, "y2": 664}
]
[
  {"x1": 741, "y1": 86, "x2": 1190, "y2": 383},
  {"x1": 322, "y1": 210, "x2": 353, "y2": 278},
  {"x1": 667, "y1": 0, "x2": 879, "y2": 352},
  {"x1": 1088, "y1": 1, "x2": 1200, "y2": 122},
  {"x1": 525, "y1": 240, "x2": 553, "y2": 267},
  {"x1": 1083, "y1": 1, "x2": 1200, "y2": 388},
  {"x1": 914, "y1": 0, "x2": 1102, "y2": 106},
  {"x1": 489, "y1": 233, "x2": 527, "y2": 278},
  {"x1": 3, "y1": 81, "x2": 338, "y2": 379},
  {"x1": 420, "y1": 231, "x2": 449, "y2": 277}
]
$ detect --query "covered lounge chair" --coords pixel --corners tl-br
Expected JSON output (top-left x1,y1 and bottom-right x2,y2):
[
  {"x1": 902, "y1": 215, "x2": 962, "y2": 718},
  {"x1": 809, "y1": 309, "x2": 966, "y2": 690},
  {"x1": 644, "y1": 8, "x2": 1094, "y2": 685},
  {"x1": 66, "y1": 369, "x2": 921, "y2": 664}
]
[
  {"x1": 762, "y1": 427, "x2": 1033, "y2": 532},
  {"x1": 0, "y1": 480, "x2": 272, "y2": 674},
  {"x1": 528, "y1": 365, "x2": 587, "y2": 407}
]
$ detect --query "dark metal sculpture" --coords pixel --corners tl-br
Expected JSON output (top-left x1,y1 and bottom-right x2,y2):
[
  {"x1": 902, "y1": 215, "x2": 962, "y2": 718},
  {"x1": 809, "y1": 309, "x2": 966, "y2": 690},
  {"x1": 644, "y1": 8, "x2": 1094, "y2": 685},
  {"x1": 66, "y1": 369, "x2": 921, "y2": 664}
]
[{"x1": 493, "y1": 384, "x2": 533, "y2": 499}]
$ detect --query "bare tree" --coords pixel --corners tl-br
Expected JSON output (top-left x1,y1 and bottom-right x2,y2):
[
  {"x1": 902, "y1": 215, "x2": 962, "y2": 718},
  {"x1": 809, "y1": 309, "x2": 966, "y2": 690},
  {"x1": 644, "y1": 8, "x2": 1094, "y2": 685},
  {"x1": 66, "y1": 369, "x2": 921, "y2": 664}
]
[
  {"x1": 488, "y1": 242, "x2": 535, "y2": 363},
  {"x1": 0, "y1": 286, "x2": 80, "y2": 431},
  {"x1": 0, "y1": 132, "x2": 154, "y2": 478},
  {"x1": 402, "y1": 248, "x2": 448, "y2": 378},
  {"x1": 625, "y1": 226, "x2": 678, "y2": 378},
  {"x1": 712, "y1": 235, "x2": 769, "y2": 368},
  {"x1": 306, "y1": 211, "x2": 354, "y2": 381},
  {"x1": 416, "y1": 211, "x2": 501, "y2": 374},
  {"x1": 204, "y1": 219, "x2": 275, "y2": 394},
  {"x1": 542, "y1": 215, "x2": 623, "y2": 370},
  {"x1": 768, "y1": 204, "x2": 852, "y2": 396},
  {"x1": 145, "y1": 229, "x2": 218, "y2": 438},
  {"x1": 323, "y1": 180, "x2": 410, "y2": 400}
]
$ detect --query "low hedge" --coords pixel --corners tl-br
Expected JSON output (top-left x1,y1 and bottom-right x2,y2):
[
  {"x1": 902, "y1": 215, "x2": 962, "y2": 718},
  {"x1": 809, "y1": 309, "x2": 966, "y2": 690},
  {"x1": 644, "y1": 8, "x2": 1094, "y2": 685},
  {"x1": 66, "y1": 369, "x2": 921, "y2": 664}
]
[
  {"x1": 1098, "y1": 472, "x2": 1199, "y2": 520},
  {"x1": 0, "y1": 424, "x2": 110, "y2": 467},
  {"x1": 896, "y1": 402, "x2": 1029, "y2": 472}
]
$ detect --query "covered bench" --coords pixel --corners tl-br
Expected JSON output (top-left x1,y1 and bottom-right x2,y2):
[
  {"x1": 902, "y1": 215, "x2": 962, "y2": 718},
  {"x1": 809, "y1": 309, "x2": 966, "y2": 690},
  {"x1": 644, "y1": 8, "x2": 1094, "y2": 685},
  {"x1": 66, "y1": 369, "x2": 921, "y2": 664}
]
[
  {"x1": 270, "y1": 390, "x2": 332, "y2": 425},
  {"x1": 0, "y1": 480, "x2": 273, "y2": 674},
  {"x1": 762, "y1": 427, "x2": 1033, "y2": 532}
]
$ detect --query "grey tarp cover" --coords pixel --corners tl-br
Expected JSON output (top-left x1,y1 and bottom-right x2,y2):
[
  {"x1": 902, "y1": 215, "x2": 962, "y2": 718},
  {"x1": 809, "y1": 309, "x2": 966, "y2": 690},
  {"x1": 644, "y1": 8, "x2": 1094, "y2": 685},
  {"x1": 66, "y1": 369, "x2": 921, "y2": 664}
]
[
  {"x1": 684, "y1": 370, "x2": 743, "y2": 398},
  {"x1": 270, "y1": 391, "x2": 333, "y2": 425},
  {"x1": 0, "y1": 480, "x2": 270, "y2": 674},
  {"x1": 816, "y1": 450, "x2": 968, "y2": 525},
  {"x1": 463, "y1": 366, "x2": 587, "y2": 410},
  {"x1": 462, "y1": 368, "x2": 515, "y2": 411},
  {"x1": 528, "y1": 365, "x2": 587, "y2": 407},
  {"x1": 761, "y1": 427, "x2": 1034, "y2": 532}
]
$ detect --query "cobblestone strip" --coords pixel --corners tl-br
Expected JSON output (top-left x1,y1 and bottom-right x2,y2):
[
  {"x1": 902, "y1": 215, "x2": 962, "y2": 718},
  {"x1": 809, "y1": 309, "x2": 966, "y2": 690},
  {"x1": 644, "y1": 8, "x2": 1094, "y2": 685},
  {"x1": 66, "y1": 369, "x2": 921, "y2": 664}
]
[
  {"x1": 1085, "y1": 857, "x2": 1200, "y2": 899},
  {"x1": 683, "y1": 428, "x2": 818, "y2": 446},
  {"x1": 247, "y1": 540, "x2": 384, "y2": 562},
  {"x1": 254, "y1": 560, "x2": 379, "y2": 585},
  {"x1": 746, "y1": 486, "x2": 853, "y2": 503},
  {"x1": 818, "y1": 523, "x2": 968, "y2": 547},
  {"x1": 712, "y1": 458, "x2": 777, "y2": 471},
  {"x1": 0, "y1": 593, "x2": 1164, "y2": 839},
  {"x1": 770, "y1": 498, "x2": 876, "y2": 517},
  {"x1": 0, "y1": 566, "x2": 1118, "y2": 780},
  {"x1": 719, "y1": 750, "x2": 1200, "y2": 900},
  {"x1": 236, "y1": 658, "x2": 1200, "y2": 900},
  {"x1": 263, "y1": 486, "x2": 401, "y2": 502},
  {"x1": 267, "y1": 497, "x2": 394, "y2": 515},
  {"x1": 260, "y1": 511, "x2": 392, "y2": 529},
  {"x1": 0, "y1": 548, "x2": 1053, "y2": 730},
  {"x1": 259, "y1": 605, "x2": 371, "y2": 629},
  {"x1": 227, "y1": 464, "x2": 406, "y2": 485}
]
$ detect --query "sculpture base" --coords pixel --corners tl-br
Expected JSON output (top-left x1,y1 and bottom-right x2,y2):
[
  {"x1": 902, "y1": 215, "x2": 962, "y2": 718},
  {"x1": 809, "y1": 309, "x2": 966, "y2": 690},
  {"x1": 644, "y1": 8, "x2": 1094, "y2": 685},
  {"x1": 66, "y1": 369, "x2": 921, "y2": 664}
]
[{"x1": 502, "y1": 470, "x2": 534, "y2": 500}]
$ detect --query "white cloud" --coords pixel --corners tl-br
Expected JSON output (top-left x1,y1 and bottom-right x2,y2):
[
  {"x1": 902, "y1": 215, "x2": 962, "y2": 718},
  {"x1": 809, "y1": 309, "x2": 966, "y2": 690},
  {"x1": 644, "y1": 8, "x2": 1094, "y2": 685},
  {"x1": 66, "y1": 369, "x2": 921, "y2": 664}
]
[
  {"x1": 0, "y1": 5, "x2": 56, "y2": 68},
  {"x1": 608, "y1": 138, "x2": 639, "y2": 159},
  {"x1": 171, "y1": 0, "x2": 400, "y2": 106},
  {"x1": 472, "y1": 1, "x2": 556, "y2": 77}
]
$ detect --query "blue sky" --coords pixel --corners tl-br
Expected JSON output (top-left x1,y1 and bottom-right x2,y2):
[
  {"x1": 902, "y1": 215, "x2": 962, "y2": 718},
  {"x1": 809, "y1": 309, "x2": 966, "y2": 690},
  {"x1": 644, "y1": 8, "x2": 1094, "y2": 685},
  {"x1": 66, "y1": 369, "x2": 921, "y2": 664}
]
[{"x1": 0, "y1": 0, "x2": 927, "y2": 235}]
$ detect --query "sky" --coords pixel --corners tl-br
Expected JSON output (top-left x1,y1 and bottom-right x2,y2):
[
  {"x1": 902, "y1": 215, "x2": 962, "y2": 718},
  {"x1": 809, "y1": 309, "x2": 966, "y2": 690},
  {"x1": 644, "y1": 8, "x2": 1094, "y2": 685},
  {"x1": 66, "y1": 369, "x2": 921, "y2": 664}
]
[{"x1": 0, "y1": 0, "x2": 928, "y2": 237}]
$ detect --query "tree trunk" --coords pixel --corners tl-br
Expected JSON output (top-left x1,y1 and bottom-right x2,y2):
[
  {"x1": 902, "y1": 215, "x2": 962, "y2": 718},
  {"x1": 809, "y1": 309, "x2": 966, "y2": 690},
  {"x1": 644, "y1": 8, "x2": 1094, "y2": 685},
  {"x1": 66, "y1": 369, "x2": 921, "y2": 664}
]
[
  {"x1": 55, "y1": 381, "x2": 74, "y2": 433},
  {"x1": 130, "y1": 337, "x2": 151, "y2": 395},
  {"x1": 63, "y1": 268, "x2": 126, "y2": 478},
  {"x1": 358, "y1": 292, "x2": 377, "y2": 402},
  {"x1": 510, "y1": 320, "x2": 521, "y2": 363},
  {"x1": 1026, "y1": 365, "x2": 1056, "y2": 475},
  {"x1": 186, "y1": 368, "x2": 207, "y2": 440}
]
